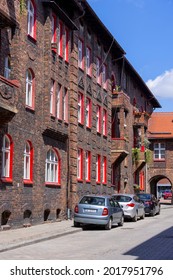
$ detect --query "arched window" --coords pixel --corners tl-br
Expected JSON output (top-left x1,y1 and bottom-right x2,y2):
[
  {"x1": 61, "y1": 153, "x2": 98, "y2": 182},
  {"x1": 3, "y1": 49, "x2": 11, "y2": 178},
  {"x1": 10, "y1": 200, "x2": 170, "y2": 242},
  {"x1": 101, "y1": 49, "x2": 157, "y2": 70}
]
[
  {"x1": 1, "y1": 134, "x2": 13, "y2": 182},
  {"x1": 23, "y1": 141, "x2": 33, "y2": 183},
  {"x1": 45, "y1": 149, "x2": 60, "y2": 185},
  {"x1": 27, "y1": 0, "x2": 36, "y2": 39},
  {"x1": 26, "y1": 69, "x2": 35, "y2": 109}
]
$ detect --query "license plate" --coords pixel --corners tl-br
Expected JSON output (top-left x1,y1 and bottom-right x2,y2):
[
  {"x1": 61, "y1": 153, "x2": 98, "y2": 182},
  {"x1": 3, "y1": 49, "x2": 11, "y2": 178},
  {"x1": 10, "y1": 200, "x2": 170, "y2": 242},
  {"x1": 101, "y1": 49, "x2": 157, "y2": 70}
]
[{"x1": 84, "y1": 209, "x2": 97, "y2": 213}]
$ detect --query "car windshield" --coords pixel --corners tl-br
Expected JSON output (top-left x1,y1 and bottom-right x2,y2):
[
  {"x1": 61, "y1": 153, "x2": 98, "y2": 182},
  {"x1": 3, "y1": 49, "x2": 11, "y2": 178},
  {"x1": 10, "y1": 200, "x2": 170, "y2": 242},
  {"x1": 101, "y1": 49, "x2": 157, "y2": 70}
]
[
  {"x1": 79, "y1": 196, "x2": 105, "y2": 206},
  {"x1": 137, "y1": 194, "x2": 151, "y2": 200},
  {"x1": 113, "y1": 195, "x2": 131, "y2": 202}
]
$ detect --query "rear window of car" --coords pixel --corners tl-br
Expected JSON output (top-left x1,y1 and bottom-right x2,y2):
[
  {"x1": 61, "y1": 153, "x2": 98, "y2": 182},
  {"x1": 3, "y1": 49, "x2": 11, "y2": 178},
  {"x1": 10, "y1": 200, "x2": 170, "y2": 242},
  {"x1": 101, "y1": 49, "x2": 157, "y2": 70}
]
[
  {"x1": 79, "y1": 196, "x2": 105, "y2": 206},
  {"x1": 113, "y1": 195, "x2": 131, "y2": 202}
]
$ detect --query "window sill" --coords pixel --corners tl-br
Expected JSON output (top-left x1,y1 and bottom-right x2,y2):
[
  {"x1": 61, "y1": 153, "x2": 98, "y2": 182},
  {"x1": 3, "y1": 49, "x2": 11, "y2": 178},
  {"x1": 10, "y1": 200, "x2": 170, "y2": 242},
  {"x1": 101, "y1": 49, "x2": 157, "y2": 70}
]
[
  {"x1": 97, "y1": 131, "x2": 101, "y2": 136},
  {"x1": 1, "y1": 177, "x2": 12, "y2": 183},
  {"x1": 154, "y1": 159, "x2": 165, "y2": 162},
  {"x1": 96, "y1": 181, "x2": 101, "y2": 185},
  {"x1": 25, "y1": 105, "x2": 35, "y2": 112},
  {"x1": 45, "y1": 182, "x2": 61, "y2": 187},
  {"x1": 86, "y1": 180, "x2": 91, "y2": 183},
  {"x1": 23, "y1": 180, "x2": 33, "y2": 185},
  {"x1": 77, "y1": 179, "x2": 83, "y2": 183},
  {"x1": 27, "y1": 34, "x2": 37, "y2": 44}
]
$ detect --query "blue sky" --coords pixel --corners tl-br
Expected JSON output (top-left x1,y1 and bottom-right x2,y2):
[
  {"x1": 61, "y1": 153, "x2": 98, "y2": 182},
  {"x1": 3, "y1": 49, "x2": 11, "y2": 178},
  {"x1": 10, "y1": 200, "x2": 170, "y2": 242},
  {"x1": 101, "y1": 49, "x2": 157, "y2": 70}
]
[{"x1": 87, "y1": 0, "x2": 173, "y2": 112}]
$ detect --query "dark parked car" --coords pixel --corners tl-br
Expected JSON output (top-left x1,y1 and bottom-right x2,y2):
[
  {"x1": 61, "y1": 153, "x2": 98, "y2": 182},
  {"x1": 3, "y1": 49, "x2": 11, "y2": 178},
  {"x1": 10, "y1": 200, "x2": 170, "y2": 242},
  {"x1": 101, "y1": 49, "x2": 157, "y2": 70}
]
[
  {"x1": 137, "y1": 193, "x2": 160, "y2": 216},
  {"x1": 112, "y1": 194, "x2": 145, "y2": 222},
  {"x1": 74, "y1": 195, "x2": 124, "y2": 230}
]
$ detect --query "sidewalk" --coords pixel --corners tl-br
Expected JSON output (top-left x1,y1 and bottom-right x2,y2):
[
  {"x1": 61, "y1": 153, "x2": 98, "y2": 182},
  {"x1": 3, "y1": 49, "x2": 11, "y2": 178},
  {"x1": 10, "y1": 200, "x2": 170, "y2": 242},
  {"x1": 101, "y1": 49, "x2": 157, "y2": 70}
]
[
  {"x1": 0, "y1": 219, "x2": 81, "y2": 253},
  {"x1": 0, "y1": 202, "x2": 172, "y2": 253}
]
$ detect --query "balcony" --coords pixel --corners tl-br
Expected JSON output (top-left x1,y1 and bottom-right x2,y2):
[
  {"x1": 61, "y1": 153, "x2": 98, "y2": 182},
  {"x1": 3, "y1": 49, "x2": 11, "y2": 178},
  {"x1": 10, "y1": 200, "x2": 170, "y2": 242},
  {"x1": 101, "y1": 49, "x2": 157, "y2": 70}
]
[
  {"x1": 132, "y1": 147, "x2": 146, "y2": 172},
  {"x1": 0, "y1": 75, "x2": 19, "y2": 124},
  {"x1": 133, "y1": 111, "x2": 151, "y2": 127},
  {"x1": 111, "y1": 137, "x2": 129, "y2": 165},
  {"x1": 112, "y1": 91, "x2": 130, "y2": 110}
]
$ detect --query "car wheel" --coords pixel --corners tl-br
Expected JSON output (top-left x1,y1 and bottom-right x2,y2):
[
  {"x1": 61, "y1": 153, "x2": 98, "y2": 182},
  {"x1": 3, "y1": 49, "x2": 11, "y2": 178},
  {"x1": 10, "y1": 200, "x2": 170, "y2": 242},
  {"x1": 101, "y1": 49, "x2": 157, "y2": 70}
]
[
  {"x1": 157, "y1": 207, "x2": 161, "y2": 215},
  {"x1": 150, "y1": 209, "x2": 155, "y2": 216},
  {"x1": 74, "y1": 221, "x2": 80, "y2": 227},
  {"x1": 140, "y1": 211, "x2": 145, "y2": 219},
  {"x1": 105, "y1": 218, "x2": 112, "y2": 230},
  {"x1": 132, "y1": 213, "x2": 138, "y2": 222},
  {"x1": 118, "y1": 215, "x2": 124, "y2": 226}
]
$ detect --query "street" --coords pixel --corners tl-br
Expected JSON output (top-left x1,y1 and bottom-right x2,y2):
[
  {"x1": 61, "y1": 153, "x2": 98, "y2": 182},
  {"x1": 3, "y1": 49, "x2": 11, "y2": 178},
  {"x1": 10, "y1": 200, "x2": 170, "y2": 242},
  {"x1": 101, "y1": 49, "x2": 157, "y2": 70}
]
[{"x1": 0, "y1": 204, "x2": 173, "y2": 260}]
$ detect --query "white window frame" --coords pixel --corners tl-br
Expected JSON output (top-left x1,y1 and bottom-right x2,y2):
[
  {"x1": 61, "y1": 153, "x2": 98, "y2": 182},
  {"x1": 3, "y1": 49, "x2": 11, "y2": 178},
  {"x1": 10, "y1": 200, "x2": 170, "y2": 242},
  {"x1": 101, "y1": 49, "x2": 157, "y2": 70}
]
[
  {"x1": 78, "y1": 39, "x2": 83, "y2": 69},
  {"x1": 77, "y1": 148, "x2": 83, "y2": 180},
  {"x1": 2, "y1": 135, "x2": 10, "y2": 178},
  {"x1": 103, "y1": 109, "x2": 107, "y2": 136},
  {"x1": 24, "y1": 142, "x2": 31, "y2": 180},
  {"x1": 56, "y1": 83, "x2": 62, "y2": 119},
  {"x1": 96, "y1": 57, "x2": 101, "y2": 84},
  {"x1": 102, "y1": 64, "x2": 107, "y2": 89},
  {"x1": 50, "y1": 80, "x2": 55, "y2": 115},
  {"x1": 85, "y1": 151, "x2": 91, "y2": 181},
  {"x1": 86, "y1": 47, "x2": 91, "y2": 76},
  {"x1": 154, "y1": 143, "x2": 165, "y2": 160},
  {"x1": 27, "y1": 0, "x2": 35, "y2": 37},
  {"x1": 4, "y1": 56, "x2": 11, "y2": 79},
  {"x1": 78, "y1": 93, "x2": 83, "y2": 124},
  {"x1": 96, "y1": 105, "x2": 101, "y2": 133},
  {"x1": 45, "y1": 149, "x2": 59, "y2": 183},
  {"x1": 26, "y1": 69, "x2": 33, "y2": 107},
  {"x1": 63, "y1": 87, "x2": 68, "y2": 122}
]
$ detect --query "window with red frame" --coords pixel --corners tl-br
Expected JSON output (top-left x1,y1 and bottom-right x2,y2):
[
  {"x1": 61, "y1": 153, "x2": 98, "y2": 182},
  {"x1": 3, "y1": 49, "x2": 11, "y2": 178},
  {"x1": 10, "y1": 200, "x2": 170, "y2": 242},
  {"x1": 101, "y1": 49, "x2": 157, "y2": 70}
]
[
  {"x1": 103, "y1": 109, "x2": 107, "y2": 136},
  {"x1": 51, "y1": 14, "x2": 57, "y2": 52},
  {"x1": 50, "y1": 80, "x2": 55, "y2": 116},
  {"x1": 26, "y1": 68, "x2": 35, "y2": 109},
  {"x1": 86, "y1": 46, "x2": 91, "y2": 76},
  {"x1": 64, "y1": 27, "x2": 69, "y2": 62},
  {"x1": 86, "y1": 97, "x2": 91, "y2": 128},
  {"x1": 78, "y1": 93, "x2": 84, "y2": 124},
  {"x1": 58, "y1": 21, "x2": 63, "y2": 57},
  {"x1": 96, "y1": 154, "x2": 101, "y2": 183},
  {"x1": 102, "y1": 156, "x2": 107, "y2": 184},
  {"x1": 96, "y1": 57, "x2": 101, "y2": 84},
  {"x1": 23, "y1": 141, "x2": 33, "y2": 184},
  {"x1": 77, "y1": 148, "x2": 83, "y2": 180},
  {"x1": 96, "y1": 105, "x2": 101, "y2": 133},
  {"x1": 56, "y1": 83, "x2": 62, "y2": 120},
  {"x1": 63, "y1": 87, "x2": 68, "y2": 123},
  {"x1": 1, "y1": 134, "x2": 13, "y2": 182},
  {"x1": 27, "y1": 0, "x2": 36, "y2": 40},
  {"x1": 102, "y1": 64, "x2": 107, "y2": 89},
  {"x1": 78, "y1": 39, "x2": 84, "y2": 69},
  {"x1": 85, "y1": 151, "x2": 91, "y2": 182},
  {"x1": 45, "y1": 149, "x2": 61, "y2": 185}
]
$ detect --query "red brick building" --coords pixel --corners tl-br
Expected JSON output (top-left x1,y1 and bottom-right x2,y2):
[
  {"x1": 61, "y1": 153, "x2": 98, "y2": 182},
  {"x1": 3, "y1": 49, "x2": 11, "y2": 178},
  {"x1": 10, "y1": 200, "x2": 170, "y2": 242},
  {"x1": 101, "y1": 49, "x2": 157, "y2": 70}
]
[
  {"x1": 147, "y1": 112, "x2": 173, "y2": 198},
  {"x1": 0, "y1": 0, "x2": 160, "y2": 229}
]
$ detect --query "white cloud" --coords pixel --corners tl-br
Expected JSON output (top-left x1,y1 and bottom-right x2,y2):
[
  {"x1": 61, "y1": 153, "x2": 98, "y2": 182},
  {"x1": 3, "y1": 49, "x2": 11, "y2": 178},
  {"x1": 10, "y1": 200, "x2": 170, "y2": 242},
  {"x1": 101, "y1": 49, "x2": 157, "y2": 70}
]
[{"x1": 146, "y1": 69, "x2": 173, "y2": 98}]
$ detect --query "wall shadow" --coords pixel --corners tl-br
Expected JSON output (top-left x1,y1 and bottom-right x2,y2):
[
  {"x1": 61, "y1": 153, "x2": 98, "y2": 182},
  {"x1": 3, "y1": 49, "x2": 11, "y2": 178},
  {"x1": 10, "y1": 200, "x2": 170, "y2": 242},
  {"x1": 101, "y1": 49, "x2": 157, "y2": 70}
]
[{"x1": 124, "y1": 226, "x2": 173, "y2": 259}]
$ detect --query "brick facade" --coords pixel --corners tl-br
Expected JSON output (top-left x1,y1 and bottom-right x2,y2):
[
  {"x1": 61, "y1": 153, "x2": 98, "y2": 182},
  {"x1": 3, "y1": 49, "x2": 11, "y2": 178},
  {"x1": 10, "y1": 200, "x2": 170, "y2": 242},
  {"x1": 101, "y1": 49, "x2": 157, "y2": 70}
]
[{"x1": 0, "y1": 0, "x2": 160, "y2": 229}]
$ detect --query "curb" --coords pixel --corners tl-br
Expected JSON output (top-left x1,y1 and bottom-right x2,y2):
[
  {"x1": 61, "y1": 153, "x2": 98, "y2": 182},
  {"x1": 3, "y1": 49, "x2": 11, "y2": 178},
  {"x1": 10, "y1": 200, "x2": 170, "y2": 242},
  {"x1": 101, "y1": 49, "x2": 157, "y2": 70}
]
[{"x1": 0, "y1": 227, "x2": 82, "y2": 253}]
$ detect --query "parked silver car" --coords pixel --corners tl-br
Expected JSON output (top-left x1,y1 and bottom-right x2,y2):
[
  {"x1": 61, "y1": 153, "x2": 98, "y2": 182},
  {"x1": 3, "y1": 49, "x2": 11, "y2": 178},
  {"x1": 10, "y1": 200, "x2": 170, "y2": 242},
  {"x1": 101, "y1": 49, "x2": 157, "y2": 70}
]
[
  {"x1": 74, "y1": 195, "x2": 124, "y2": 230},
  {"x1": 112, "y1": 193, "x2": 145, "y2": 222}
]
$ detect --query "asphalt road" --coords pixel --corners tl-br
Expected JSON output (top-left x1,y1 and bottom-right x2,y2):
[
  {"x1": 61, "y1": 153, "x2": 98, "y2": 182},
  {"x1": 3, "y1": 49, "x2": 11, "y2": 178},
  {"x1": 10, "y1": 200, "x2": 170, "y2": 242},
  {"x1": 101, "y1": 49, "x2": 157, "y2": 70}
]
[{"x1": 0, "y1": 204, "x2": 173, "y2": 260}]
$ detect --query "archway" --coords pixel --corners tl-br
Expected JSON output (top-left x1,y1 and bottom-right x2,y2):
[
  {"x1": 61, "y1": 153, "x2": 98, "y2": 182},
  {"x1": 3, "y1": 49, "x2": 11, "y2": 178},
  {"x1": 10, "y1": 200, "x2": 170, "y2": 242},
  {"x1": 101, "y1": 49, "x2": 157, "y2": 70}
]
[{"x1": 149, "y1": 175, "x2": 172, "y2": 202}]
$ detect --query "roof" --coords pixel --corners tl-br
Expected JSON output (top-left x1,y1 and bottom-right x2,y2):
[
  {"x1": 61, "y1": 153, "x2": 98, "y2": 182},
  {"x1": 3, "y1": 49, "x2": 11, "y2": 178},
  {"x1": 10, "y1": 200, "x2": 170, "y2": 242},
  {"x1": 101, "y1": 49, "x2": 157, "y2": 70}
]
[
  {"x1": 148, "y1": 112, "x2": 173, "y2": 139},
  {"x1": 124, "y1": 58, "x2": 161, "y2": 108}
]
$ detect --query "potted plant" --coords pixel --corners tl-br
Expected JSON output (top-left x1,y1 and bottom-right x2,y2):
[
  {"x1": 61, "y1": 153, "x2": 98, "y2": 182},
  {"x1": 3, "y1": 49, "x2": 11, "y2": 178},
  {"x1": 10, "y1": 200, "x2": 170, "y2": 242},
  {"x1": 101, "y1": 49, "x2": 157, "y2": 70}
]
[
  {"x1": 132, "y1": 147, "x2": 140, "y2": 163},
  {"x1": 112, "y1": 85, "x2": 121, "y2": 94}
]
